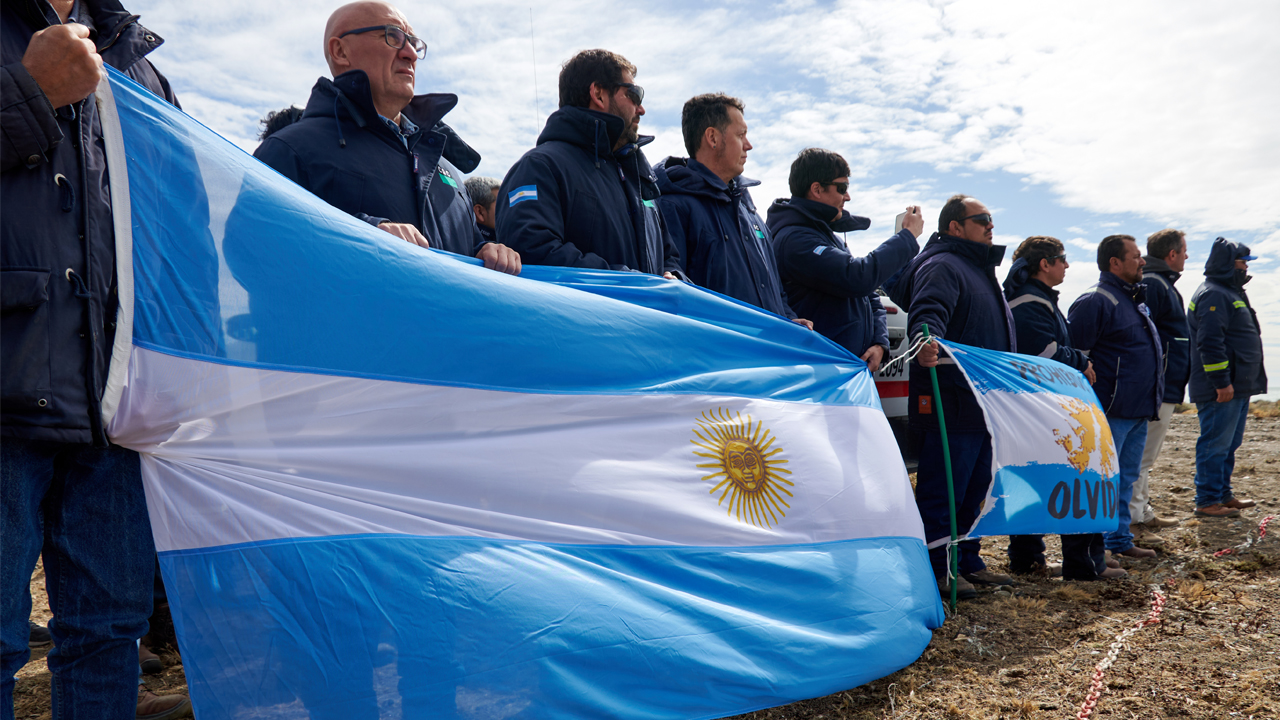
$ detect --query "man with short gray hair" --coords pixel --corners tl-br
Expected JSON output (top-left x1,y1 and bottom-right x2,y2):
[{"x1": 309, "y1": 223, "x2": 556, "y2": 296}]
[
  {"x1": 254, "y1": 1, "x2": 520, "y2": 274},
  {"x1": 464, "y1": 175, "x2": 500, "y2": 243}
]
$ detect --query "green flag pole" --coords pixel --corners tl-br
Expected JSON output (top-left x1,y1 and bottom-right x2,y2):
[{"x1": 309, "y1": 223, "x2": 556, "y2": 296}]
[{"x1": 922, "y1": 324, "x2": 959, "y2": 613}]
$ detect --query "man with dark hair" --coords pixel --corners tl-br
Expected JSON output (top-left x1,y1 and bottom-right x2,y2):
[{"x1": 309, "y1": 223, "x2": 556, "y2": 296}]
[
  {"x1": 259, "y1": 105, "x2": 304, "y2": 140},
  {"x1": 2, "y1": 0, "x2": 192, "y2": 716},
  {"x1": 1131, "y1": 228, "x2": 1190, "y2": 539},
  {"x1": 766, "y1": 148, "x2": 922, "y2": 366},
  {"x1": 653, "y1": 95, "x2": 808, "y2": 324},
  {"x1": 1068, "y1": 235, "x2": 1163, "y2": 561},
  {"x1": 254, "y1": 1, "x2": 520, "y2": 275},
  {"x1": 1003, "y1": 238, "x2": 1127, "y2": 581},
  {"x1": 465, "y1": 175, "x2": 500, "y2": 243},
  {"x1": 1187, "y1": 238, "x2": 1265, "y2": 517},
  {"x1": 886, "y1": 194, "x2": 1012, "y2": 599},
  {"x1": 497, "y1": 49, "x2": 682, "y2": 277}
]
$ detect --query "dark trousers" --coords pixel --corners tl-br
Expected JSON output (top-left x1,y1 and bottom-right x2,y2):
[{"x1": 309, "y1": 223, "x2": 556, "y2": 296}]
[
  {"x1": 915, "y1": 430, "x2": 992, "y2": 578},
  {"x1": 1008, "y1": 533, "x2": 1105, "y2": 579}
]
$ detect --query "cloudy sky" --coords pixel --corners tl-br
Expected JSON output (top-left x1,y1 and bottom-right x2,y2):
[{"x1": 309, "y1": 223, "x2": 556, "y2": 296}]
[{"x1": 130, "y1": 0, "x2": 1280, "y2": 396}]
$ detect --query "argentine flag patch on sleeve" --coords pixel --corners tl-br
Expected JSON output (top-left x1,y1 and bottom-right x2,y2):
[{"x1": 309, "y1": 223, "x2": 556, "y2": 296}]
[{"x1": 508, "y1": 185, "x2": 538, "y2": 206}]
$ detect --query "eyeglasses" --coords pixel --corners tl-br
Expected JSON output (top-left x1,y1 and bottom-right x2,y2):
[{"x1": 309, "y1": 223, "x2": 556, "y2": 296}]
[
  {"x1": 1047, "y1": 253, "x2": 1067, "y2": 263},
  {"x1": 824, "y1": 181, "x2": 849, "y2": 194},
  {"x1": 615, "y1": 82, "x2": 644, "y2": 105},
  {"x1": 338, "y1": 25, "x2": 428, "y2": 59},
  {"x1": 961, "y1": 212, "x2": 993, "y2": 226}
]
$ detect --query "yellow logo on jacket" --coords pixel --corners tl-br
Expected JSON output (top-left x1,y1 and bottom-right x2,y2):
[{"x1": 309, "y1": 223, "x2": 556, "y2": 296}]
[{"x1": 692, "y1": 408, "x2": 793, "y2": 528}]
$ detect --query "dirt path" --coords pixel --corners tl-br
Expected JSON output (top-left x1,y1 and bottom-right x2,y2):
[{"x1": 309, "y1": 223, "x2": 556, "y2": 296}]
[{"x1": 15, "y1": 412, "x2": 1280, "y2": 719}]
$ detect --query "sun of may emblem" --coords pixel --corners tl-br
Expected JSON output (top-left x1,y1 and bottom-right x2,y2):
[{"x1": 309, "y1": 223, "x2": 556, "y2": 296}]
[{"x1": 691, "y1": 408, "x2": 793, "y2": 528}]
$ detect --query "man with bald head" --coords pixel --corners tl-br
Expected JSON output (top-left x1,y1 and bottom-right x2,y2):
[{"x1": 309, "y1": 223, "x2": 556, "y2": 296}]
[{"x1": 255, "y1": 1, "x2": 519, "y2": 273}]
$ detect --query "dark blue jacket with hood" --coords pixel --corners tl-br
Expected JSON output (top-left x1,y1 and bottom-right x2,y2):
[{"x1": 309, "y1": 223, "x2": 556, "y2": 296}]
[
  {"x1": 495, "y1": 106, "x2": 681, "y2": 276},
  {"x1": 1067, "y1": 272, "x2": 1163, "y2": 419},
  {"x1": 1002, "y1": 258, "x2": 1090, "y2": 373},
  {"x1": 768, "y1": 196, "x2": 918, "y2": 358},
  {"x1": 253, "y1": 71, "x2": 487, "y2": 258},
  {"x1": 886, "y1": 232, "x2": 1015, "y2": 432},
  {"x1": 1188, "y1": 238, "x2": 1267, "y2": 403},
  {"x1": 2, "y1": 0, "x2": 176, "y2": 444},
  {"x1": 1142, "y1": 254, "x2": 1191, "y2": 404},
  {"x1": 654, "y1": 157, "x2": 792, "y2": 317}
]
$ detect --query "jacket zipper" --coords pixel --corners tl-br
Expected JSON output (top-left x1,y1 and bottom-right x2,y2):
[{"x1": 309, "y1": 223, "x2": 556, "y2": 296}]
[{"x1": 1105, "y1": 357, "x2": 1121, "y2": 415}]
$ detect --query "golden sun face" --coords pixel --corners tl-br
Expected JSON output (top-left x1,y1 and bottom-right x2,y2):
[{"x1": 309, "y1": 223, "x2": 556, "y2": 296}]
[{"x1": 691, "y1": 408, "x2": 793, "y2": 528}]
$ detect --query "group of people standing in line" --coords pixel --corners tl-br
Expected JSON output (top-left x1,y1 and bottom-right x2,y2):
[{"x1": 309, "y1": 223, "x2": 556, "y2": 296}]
[{"x1": 1, "y1": 0, "x2": 1268, "y2": 717}]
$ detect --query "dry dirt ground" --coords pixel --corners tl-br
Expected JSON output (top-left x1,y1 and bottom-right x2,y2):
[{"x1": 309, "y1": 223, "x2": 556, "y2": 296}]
[{"x1": 14, "y1": 408, "x2": 1280, "y2": 720}]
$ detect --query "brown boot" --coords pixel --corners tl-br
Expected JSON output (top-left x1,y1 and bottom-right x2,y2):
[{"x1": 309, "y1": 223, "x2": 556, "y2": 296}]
[
  {"x1": 139, "y1": 642, "x2": 163, "y2": 674},
  {"x1": 1144, "y1": 515, "x2": 1179, "y2": 528},
  {"x1": 1130, "y1": 523, "x2": 1165, "y2": 548},
  {"x1": 1195, "y1": 503, "x2": 1240, "y2": 518},
  {"x1": 1223, "y1": 497, "x2": 1256, "y2": 510},
  {"x1": 136, "y1": 688, "x2": 192, "y2": 720},
  {"x1": 1118, "y1": 545, "x2": 1157, "y2": 559}
]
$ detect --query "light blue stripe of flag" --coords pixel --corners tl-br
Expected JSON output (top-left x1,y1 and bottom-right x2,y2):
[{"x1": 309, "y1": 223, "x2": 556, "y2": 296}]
[{"x1": 508, "y1": 184, "x2": 537, "y2": 205}]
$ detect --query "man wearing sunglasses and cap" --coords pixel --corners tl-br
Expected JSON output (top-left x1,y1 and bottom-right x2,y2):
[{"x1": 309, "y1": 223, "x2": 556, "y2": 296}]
[
  {"x1": 254, "y1": 1, "x2": 520, "y2": 274},
  {"x1": 886, "y1": 194, "x2": 1016, "y2": 600},
  {"x1": 497, "y1": 49, "x2": 683, "y2": 278}
]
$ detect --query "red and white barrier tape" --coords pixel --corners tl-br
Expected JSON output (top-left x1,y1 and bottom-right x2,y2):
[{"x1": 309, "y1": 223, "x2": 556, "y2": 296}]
[
  {"x1": 1074, "y1": 587, "x2": 1166, "y2": 720},
  {"x1": 1213, "y1": 514, "x2": 1276, "y2": 557}
]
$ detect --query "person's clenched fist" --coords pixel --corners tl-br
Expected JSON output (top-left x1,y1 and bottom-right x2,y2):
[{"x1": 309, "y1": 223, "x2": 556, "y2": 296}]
[{"x1": 22, "y1": 23, "x2": 103, "y2": 109}]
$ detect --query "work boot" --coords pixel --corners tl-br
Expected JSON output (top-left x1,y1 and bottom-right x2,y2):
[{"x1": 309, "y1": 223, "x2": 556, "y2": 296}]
[
  {"x1": 1099, "y1": 567, "x2": 1128, "y2": 580},
  {"x1": 1223, "y1": 497, "x2": 1256, "y2": 510},
  {"x1": 1143, "y1": 515, "x2": 1179, "y2": 529},
  {"x1": 1117, "y1": 545, "x2": 1157, "y2": 559},
  {"x1": 1195, "y1": 503, "x2": 1240, "y2": 518},
  {"x1": 140, "y1": 642, "x2": 164, "y2": 674},
  {"x1": 937, "y1": 574, "x2": 977, "y2": 600},
  {"x1": 136, "y1": 688, "x2": 192, "y2": 720},
  {"x1": 1130, "y1": 523, "x2": 1165, "y2": 548},
  {"x1": 1104, "y1": 551, "x2": 1121, "y2": 569},
  {"x1": 963, "y1": 569, "x2": 1014, "y2": 586},
  {"x1": 28, "y1": 621, "x2": 51, "y2": 649}
]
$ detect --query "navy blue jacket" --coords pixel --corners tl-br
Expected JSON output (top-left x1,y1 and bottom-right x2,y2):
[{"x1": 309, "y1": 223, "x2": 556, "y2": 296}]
[
  {"x1": 2, "y1": 0, "x2": 175, "y2": 444},
  {"x1": 495, "y1": 106, "x2": 680, "y2": 275},
  {"x1": 1002, "y1": 258, "x2": 1090, "y2": 373},
  {"x1": 254, "y1": 71, "x2": 486, "y2": 258},
  {"x1": 1142, "y1": 255, "x2": 1191, "y2": 404},
  {"x1": 768, "y1": 196, "x2": 919, "y2": 357},
  {"x1": 1067, "y1": 272, "x2": 1163, "y2": 419},
  {"x1": 1188, "y1": 238, "x2": 1268, "y2": 402},
  {"x1": 654, "y1": 158, "x2": 792, "y2": 317},
  {"x1": 887, "y1": 233, "x2": 1014, "y2": 432}
]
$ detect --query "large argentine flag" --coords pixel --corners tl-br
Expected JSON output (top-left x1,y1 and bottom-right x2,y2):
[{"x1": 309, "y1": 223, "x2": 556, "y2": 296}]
[
  {"x1": 97, "y1": 68, "x2": 943, "y2": 719},
  {"x1": 938, "y1": 340, "x2": 1121, "y2": 542}
]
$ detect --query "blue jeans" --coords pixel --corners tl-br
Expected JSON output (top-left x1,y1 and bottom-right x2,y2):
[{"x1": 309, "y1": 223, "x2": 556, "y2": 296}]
[
  {"x1": 915, "y1": 431, "x2": 991, "y2": 579},
  {"x1": 1, "y1": 439, "x2": 154, "y2": 720},
  {"x1": 1194, "y1": 396, "x2": 1251, "y2": 508},
  {"x1": 1103, "y1": 417, "x2": 1148, "y2": 552}
]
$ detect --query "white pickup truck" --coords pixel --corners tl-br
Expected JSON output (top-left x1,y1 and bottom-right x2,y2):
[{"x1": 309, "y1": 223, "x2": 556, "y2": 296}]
[{"x1": 872, "y1": 292, "x2": 916, "y2": 469}]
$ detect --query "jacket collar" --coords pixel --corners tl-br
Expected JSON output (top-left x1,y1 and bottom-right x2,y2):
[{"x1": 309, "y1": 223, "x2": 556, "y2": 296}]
[
  {"x1": 1142, "y1": 255, "x2": 1182, "y2": 282},
  {"x1": 924, "y1": 232, "x2": 1007, "y2": 269},
  {"x1": 303, "y1": 71, "x2": 481, "y2": 172},
  {"x1": 654, "y1": 157, "x2": 759, "y2": 202},
  {"x1": 536, "y1": 105, "x2": 653, "y2": 162},
  {"x1": 776, "y1": 196, "x2": 872, "y2": 233},
  {"x1": 1100, "y1": 271, "x2": 1146, "y2": 302}
]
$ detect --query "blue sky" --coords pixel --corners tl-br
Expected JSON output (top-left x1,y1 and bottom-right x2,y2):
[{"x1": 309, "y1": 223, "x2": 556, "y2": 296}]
[{"x1": 130, "y1": 0, "x2": 1280, "y2": 394}]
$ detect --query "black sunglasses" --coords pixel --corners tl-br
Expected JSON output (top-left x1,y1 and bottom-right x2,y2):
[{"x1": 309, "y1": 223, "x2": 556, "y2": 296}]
[
  {"x1": 961, "y1": 212, "x2": 993, "y2": 226},
  {"x1": 824, "y1": 181, "x2": 849, "y2": 194},
  {"x1": 338, "y1": 25, "x2": 428, "y2": 59},
  {"x1": 1047, "y1": 253, "x2": 1067, "y2": 263},
  {"x1": 614, "y1": 82, "x2": 644, "y2": 105}
]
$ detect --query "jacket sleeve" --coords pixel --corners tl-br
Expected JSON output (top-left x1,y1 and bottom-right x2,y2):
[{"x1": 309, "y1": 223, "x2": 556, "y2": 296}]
[
  {"x1": 1013, "y1": 299, "x2": 1090, "y2": 372},
  {"x1": 254, "y1": 136, "x2": 386, "y2": 228},
  {"x1": 658, "y1": 207, "x2": 687, "y2": 280},
  {"x1": 870, "y1": 292, "x2": 889, "y2": 350},
  {"x1": 906, "y1": 258, "x2": 959, "y2": 344},
  {"x1": 496, "y1": 154, "x2": 616, "y2": 271},
  {"x1": 779, "y1": 228, "x2": 920, "y2": 299},
  {"x1": 1191, "y1": 288, "x2": 1232, "y2": 389},
  {"x1": 1, "y1": 63, "x2": 62, "y2": 173},
  {"x1": 656, "y1": 197, "x2": 689, "y2": 274},
  {"x1": 1067, "y1": 293, "x2": 1106, "y2": 355}
]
